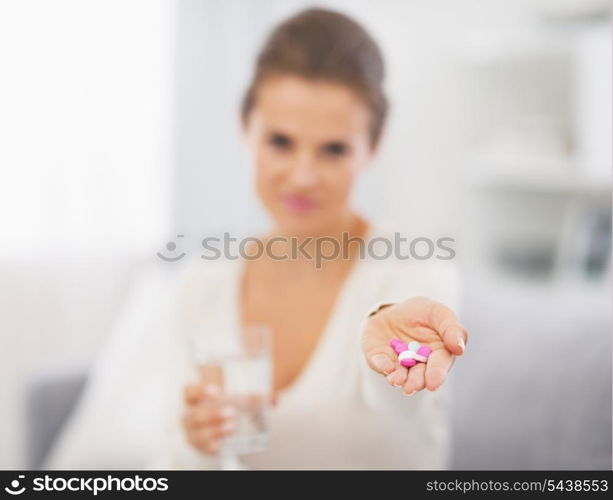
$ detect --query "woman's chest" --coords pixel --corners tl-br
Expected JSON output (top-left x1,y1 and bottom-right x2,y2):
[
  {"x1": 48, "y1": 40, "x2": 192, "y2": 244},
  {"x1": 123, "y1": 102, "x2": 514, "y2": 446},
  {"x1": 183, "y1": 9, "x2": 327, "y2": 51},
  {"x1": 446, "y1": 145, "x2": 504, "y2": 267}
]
[{"x1": 241, "y1": 276, "x2": 345, "y2": 392}]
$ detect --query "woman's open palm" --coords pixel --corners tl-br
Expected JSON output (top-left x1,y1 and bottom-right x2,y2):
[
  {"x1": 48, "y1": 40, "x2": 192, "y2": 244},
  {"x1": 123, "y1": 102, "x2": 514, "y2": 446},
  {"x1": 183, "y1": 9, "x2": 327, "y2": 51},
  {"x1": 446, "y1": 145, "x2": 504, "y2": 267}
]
[{"x1": 361, "y1": 297, "x2": 468, "y2": 395}]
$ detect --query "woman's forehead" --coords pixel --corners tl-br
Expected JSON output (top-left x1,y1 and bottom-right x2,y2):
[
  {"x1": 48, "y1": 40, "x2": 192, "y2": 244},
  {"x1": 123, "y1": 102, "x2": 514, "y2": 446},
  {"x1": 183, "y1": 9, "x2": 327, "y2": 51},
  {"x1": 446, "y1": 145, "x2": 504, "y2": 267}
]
[{"x1": 252, "y1": 76, "x2": 371, "y2": 140}]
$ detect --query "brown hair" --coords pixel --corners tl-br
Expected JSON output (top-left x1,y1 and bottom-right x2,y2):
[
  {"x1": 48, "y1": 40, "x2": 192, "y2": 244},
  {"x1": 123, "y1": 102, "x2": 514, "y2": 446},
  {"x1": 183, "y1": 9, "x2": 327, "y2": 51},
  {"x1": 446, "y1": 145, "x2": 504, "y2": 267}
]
[{"x1": 241, "y1": 7, "x2": 388, "y2": 147}]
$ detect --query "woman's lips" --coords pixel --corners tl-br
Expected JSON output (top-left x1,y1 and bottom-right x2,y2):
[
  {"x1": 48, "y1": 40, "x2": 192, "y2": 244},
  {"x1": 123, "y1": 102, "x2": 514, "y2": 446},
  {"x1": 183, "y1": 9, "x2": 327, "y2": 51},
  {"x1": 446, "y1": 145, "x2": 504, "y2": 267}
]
[{"x1": 281, "y1": 195, "x2": 319, "y2": 214}]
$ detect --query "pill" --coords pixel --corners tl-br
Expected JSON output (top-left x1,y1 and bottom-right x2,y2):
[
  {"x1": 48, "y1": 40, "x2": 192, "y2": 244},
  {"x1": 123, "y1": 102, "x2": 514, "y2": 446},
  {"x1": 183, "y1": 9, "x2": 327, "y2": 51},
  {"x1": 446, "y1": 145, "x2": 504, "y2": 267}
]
[
  {"x1": 400, "y1": 358, "x2": 417, "y2": 367},
  {"x1": 393, "y1": 342, "x2": 408, "y2": 354},
  {"x1": 398, "y1": 350, "x2": 416, "y2": 361},
  {"x1": 389, "y1": 338, "x2": 403, "y2": 349},
  {"x1": 413, "y1": 353, "x2": 428, "y2": 363},
  {"x1": 408, "y1": 341, "x2": 421, "y2": 352},
  {"x1": 417, "y1": 345, "x2": 432, "y2": 358}
]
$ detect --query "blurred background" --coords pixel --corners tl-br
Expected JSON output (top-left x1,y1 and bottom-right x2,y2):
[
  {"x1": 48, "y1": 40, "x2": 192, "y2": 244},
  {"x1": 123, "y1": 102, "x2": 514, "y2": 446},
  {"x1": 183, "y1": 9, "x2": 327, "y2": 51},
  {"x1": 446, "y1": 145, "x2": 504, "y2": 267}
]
[{"x1": 0, "y1": 0, "x2": 610, "y2": 469}]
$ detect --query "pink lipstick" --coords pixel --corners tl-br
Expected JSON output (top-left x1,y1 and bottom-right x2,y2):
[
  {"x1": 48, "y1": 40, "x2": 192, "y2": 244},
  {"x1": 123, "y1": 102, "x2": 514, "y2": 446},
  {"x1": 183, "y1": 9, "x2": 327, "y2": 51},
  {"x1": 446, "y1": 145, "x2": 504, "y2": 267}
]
[{"x1": 282, "y1": 195, "x2": 318, "y2": 214}]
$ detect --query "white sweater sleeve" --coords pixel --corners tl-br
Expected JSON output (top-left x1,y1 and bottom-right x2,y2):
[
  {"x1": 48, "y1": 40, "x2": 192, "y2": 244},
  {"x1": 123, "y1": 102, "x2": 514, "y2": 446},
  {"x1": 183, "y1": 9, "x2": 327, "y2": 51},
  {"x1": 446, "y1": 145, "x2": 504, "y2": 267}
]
[
  {"x1": 43, "y1": 263, "x2": 224, "y2": 470},
  {"x1": 43, "y1": 265, "x2": 179, "y2": 469}
]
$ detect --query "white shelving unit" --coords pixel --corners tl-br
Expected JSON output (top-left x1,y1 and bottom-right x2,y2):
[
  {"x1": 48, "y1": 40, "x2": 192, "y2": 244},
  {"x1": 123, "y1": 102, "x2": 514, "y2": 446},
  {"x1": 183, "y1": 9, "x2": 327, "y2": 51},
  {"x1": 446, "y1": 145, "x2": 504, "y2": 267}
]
[
  {"x1": 459, "y1": 13, "x2": 611, "y2": 288},
  {"x1": 467, "y1": 159, "x2": 610, "y2": 285}
]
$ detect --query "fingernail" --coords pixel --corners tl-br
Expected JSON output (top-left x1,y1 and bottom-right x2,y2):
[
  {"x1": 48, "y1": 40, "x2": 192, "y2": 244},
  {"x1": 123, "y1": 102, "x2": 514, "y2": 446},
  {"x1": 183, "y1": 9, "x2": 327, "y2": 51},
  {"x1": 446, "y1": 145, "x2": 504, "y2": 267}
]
[
  {"x1": 219, "y1": 406, "x2": 236, "y2": 418},
  {"x1": 386, "y1": 373, "x2": 396, "y2": 385},
  {"x1": 457, "y1": 337, "x2": 466, "y2": 353},
  {"x1": 403, "y1": 390, "x2": 416, "y2": 397},
  {"x1": 372, "y1": 354, "x2": 394, "y2": 375}
]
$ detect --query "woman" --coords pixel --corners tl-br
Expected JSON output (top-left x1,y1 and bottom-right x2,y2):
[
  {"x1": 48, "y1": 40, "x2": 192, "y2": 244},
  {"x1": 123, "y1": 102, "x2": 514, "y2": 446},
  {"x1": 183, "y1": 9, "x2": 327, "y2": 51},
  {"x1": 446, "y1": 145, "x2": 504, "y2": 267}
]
[{"x1": 47, "y1": 8, "x2": 467, "y2": 470}]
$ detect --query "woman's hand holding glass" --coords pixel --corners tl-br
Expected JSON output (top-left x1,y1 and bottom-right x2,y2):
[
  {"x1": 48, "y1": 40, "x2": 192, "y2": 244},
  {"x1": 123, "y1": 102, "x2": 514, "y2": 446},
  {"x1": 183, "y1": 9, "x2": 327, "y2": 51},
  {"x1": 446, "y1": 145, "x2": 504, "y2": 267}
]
[{"x1": 182, "y1": 383, "x2": 237, "y2": 455}]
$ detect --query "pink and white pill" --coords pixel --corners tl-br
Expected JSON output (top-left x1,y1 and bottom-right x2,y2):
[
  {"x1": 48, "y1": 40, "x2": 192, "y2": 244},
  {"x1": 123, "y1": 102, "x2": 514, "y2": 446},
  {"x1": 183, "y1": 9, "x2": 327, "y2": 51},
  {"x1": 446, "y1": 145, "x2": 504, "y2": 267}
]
[
  {"x1": 417, "y1": 345, "x2": 432, "y2": 358},
  {"x1": 393, "y1": 342, "x2": 408, "y2": 354},
  {"x1": 400, "y1": 358, "x2": 417, "y2": 367},
  {"x1": 398, "y1": 350, "x2": 416, "y2": 361},
  {"x1": 413, "y1": 353, "x2": 428, "y2": 363},
  {"x1": 408, "y1": 341, "x2": 421, "y2": 352},
  {"x1": 398, "y1": 350, "x2": 417, "y2": 367},
  {"x1": 389, "y1": 338, "x2": 403, "y2": 349}
]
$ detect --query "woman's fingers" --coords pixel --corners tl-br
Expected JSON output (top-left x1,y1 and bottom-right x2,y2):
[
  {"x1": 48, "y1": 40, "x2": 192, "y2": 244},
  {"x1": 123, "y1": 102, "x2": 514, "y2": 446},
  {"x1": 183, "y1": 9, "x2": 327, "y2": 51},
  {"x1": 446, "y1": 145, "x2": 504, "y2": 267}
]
[
  {"x1": 362, "y1": 316, "x2": 397, "y2": 376},
  {"x1": 186, "y1": 420, "x2": 237, "y2": 455},
  {"x1": 189, "y1": 419, "x2": 237, "y2": 444},
  {"x1": 183, "y1": 382, "x2": 237, "y2": 455},
  {"x1": 184, "y1": 383, "x2": 203, "y2": 405},
  {"x1": 196, "y1": 439, "x2": 220, "y2": 455},
  {"x1": 184, "y1": 383, "x2": 220, "y2": 405},
  {"x1": 384, "y1": 352, "x2": 452, "y2": 394},
  {"x1": 424, "y1": 348, "x2": 455, "y2": 391},
  {"x1": 183, "y1": 382, "x2": 236, "y2": 427},
  {"x1": 386, "y1": 366, "x2": 408, "y2": 387},
  {"x1": 183, "y1": 403, "x2": 237, "y2": 427},
  {"x1": 428, "y1": 302, "x2": 468, "y2": 356},
  {"x1": 403, "y1": 362, "x2": 426, "y2": 395}
]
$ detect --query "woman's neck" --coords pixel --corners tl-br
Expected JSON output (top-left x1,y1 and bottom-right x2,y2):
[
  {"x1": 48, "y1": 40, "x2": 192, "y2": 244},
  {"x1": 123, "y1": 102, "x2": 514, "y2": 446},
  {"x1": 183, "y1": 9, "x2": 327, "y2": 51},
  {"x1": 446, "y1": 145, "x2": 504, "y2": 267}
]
[{"x1": 266, "y1": 213, "x2": 369, "y2": 270}]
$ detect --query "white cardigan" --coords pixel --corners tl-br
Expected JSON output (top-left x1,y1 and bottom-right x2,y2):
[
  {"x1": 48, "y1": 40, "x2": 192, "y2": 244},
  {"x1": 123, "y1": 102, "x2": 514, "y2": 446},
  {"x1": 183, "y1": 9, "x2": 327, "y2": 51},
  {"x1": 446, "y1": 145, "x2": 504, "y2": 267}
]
[{"x1": 46, "y1": 227, "x2": 459, "y2": 470}]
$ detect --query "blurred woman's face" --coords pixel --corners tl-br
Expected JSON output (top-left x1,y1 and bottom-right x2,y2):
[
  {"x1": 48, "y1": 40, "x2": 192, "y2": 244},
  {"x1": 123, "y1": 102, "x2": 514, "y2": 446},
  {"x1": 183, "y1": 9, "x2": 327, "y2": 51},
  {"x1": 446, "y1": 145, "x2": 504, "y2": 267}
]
[{"x1": 244, "y1": 75, "x2": 375, "y2": 237}]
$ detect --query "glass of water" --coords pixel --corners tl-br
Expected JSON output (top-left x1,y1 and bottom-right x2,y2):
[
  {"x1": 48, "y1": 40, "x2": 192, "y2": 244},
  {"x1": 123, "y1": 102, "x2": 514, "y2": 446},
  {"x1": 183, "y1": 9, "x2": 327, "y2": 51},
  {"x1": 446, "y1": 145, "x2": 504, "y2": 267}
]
[{"x1": 190, "y1": 324, "x2": 272, "y2": 455}]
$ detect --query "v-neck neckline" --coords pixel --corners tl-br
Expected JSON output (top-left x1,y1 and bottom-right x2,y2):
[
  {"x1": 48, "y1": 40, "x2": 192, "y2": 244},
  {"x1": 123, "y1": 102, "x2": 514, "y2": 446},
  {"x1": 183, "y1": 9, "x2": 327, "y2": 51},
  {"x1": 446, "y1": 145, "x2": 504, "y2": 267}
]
[{"x1": 227, "y1": 226, "x2": 373, "y2": 403}]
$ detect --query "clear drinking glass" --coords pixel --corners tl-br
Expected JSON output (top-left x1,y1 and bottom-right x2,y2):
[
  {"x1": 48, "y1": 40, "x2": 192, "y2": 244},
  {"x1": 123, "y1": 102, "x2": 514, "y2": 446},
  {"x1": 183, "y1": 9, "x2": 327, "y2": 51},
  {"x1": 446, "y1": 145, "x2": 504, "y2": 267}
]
[{"x1": 189, "y1": 324, "x2": 272, "y2": 455}]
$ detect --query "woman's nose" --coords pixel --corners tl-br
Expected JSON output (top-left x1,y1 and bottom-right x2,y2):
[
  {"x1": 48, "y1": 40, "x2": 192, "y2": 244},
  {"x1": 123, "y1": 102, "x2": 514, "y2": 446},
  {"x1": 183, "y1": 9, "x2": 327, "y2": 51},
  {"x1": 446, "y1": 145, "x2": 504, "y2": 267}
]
[{"x1": 287, "y1": 153, "x2": 319, "y2": 188}]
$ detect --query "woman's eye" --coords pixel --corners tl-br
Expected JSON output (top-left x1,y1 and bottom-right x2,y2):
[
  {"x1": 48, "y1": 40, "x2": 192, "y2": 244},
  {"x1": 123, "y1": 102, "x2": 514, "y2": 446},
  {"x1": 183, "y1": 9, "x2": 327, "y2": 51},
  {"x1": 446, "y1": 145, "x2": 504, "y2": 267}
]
[
  {"x1": 268, "y1": 133, "x2": 292, "y2": 150},
  {"x1": 323, "y1": 142, "x2": 348, "y2": 157}
]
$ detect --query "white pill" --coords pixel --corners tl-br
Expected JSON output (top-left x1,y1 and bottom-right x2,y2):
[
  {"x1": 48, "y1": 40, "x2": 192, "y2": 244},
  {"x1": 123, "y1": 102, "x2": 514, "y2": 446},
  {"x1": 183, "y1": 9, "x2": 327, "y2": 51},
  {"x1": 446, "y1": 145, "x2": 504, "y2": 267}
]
[
  {"x1": 408, "y1": 341, "x2": 421, "y2": 352},
  {"x1": 398, "y1": 350, "x2": 416, "y2": 361},
  {"x1": 413, "y1": 353, "x2": 428, "y2": 363}
]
